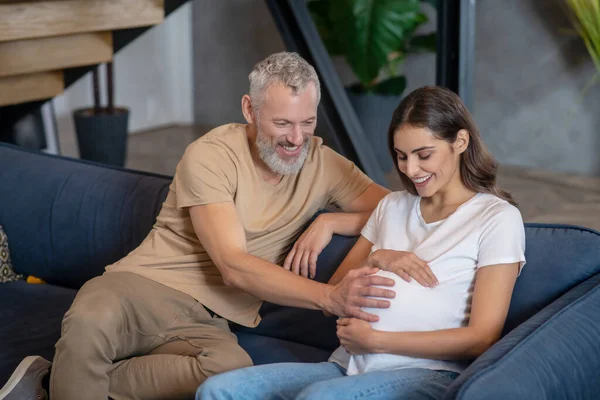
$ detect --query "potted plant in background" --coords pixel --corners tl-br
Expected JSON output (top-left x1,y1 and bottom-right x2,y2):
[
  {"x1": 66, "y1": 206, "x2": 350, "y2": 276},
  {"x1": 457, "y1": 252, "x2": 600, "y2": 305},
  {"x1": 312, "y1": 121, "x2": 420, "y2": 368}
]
[
  {"x1": 564, "y1": 0, "x2": 600, "y2": 95},
  {"x1": 308, "y1": 0, "x2": 436, "y2": 172},
  {"x1": 73, "y1": 62, "x2": 130, "y2": 167}
]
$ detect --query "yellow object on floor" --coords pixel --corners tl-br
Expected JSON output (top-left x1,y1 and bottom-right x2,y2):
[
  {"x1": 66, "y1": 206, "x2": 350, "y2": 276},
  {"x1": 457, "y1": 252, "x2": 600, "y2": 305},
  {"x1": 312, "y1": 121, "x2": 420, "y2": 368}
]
[{"x1": 27, "y1": 276, "x2": 45, "y2": 284}]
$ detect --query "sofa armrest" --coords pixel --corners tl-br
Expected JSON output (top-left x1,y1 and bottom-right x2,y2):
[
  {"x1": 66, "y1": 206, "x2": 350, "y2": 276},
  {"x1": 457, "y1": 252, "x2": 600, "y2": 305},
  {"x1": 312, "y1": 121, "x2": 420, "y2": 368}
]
[{"x1": 444, "y1": 272, "x2": 600, "y2": 400}]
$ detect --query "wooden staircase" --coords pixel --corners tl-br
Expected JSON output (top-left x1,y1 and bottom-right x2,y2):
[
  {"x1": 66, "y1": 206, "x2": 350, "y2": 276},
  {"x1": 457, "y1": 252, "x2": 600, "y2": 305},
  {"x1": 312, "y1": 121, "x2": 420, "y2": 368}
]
[{"x1": 0, "y1": 0, "x2": 165, "y2": 107}]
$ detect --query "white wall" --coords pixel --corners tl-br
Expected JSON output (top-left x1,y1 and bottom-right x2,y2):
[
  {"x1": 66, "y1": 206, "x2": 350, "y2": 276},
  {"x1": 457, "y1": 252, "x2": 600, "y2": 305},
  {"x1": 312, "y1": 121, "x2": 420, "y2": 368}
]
[{"x1": 54, "y1": 2, "x2": 193, "y2": 157}]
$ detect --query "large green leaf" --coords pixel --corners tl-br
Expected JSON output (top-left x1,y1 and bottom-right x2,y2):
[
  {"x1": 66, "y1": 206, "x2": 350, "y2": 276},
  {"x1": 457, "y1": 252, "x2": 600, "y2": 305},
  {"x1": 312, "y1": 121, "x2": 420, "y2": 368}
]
[
  {"x1": 372, "y1": 76, "x2": 407, "y2": 95},
  {"x1": 329, "y1": 0, "x2": 428, "y2": 87},
  {"x1": 307, "y1": 0, "x2": 344, "y2": 55},
  {"x1": 408, "y1": 32, "x2": 437, "y2": 53},
  {"x1": 348, "y1": 76, "x2": 407, "y2": 95}
]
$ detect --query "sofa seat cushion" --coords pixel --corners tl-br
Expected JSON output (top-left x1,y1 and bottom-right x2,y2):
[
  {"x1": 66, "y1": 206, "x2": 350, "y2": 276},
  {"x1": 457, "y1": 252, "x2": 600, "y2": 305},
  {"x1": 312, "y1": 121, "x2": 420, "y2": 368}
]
[
  {"x1": 235, "y1": 332, "x2": 331, "y2": 365},
  {"x1": 0, "y1": 282, "x2": 76, "y2": 384}
]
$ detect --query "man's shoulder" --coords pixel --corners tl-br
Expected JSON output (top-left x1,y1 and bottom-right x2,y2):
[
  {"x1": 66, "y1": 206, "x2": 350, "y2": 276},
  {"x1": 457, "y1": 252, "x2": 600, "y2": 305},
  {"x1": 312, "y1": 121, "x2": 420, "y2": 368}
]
[
  {"x1": 184, "y1": 123, "x2": 248, "y2": 159},
  {"x1": 306, "y1": 138, "x2": 358, "y2": 169},
  {"x1": 201, "y1": 123, "x2": 246, "y2": 141},
  {"x1": 305, "y1": 135, "x2": 325, "y2": 157},
  {"x1": 193, "y1": 123, "x2": 247, "y2": 147}
]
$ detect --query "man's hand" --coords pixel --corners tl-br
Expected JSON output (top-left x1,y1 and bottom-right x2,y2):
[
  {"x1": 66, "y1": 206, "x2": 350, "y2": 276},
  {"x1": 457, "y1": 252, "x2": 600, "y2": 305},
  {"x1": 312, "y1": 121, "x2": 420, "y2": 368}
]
[
  {"x1": 367, "y1": 250, "x2": 438, "y2": 287},
  {"x1": 325, "y1": 266, "x2": 395, "y2": 322},
  {"x1": 337, "y1": 318, "x2": 377, "y2": 355},
  {"x1": 283, "y1": 214, "x2": 333, "y2": 279}
]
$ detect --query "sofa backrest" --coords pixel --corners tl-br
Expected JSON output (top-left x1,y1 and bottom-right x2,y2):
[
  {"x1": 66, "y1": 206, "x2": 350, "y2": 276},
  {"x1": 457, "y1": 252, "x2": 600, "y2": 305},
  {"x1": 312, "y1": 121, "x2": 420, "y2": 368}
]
[
  {"x1": 504, "y1": 223, "x2": 600, "y2": 333},
  {"x1": 0, "y1": 143, "x2": 171, "y2": 289}
]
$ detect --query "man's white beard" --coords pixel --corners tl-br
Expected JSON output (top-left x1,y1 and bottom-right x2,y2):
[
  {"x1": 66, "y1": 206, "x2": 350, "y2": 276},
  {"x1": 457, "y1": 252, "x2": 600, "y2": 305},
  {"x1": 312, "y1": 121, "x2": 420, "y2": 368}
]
[{"x1": 256, "y1": 129, "x2": 310, "y2": 175}]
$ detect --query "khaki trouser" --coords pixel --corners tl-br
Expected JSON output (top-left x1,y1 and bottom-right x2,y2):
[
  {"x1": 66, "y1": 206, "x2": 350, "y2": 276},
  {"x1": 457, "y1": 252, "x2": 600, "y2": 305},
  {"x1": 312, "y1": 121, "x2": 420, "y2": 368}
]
[{"x1": 50, "y1": 272, "x2": 253, "y2": 400}]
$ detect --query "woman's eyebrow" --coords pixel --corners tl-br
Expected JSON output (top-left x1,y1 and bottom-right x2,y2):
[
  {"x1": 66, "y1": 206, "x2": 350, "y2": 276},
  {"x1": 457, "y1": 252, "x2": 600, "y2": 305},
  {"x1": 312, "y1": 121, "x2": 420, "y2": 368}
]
[
  {"x1": 394, "y1": 146, "x2": 435, "y2": 154},
  {"x1": 410, "y1": 146, "x2": 435, "y2": 153}
]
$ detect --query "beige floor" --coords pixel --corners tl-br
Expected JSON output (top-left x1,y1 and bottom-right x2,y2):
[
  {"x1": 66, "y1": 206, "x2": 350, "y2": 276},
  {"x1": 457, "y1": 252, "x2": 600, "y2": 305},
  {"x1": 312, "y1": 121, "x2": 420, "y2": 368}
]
[{"x1": 61, "y1": 124, "x2": 600, "y2": 231}]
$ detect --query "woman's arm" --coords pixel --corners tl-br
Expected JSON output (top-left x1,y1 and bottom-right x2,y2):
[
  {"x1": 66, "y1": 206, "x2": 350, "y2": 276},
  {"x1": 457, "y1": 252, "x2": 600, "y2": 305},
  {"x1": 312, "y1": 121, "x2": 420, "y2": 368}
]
[
  {"x1": 328, "y1": 236, "x2": 373, "y2": 286},
  {"x1": 338, "y1": 262, "x2": 520, "y2": 359},
  {"x1": 328, "y1": 237, "x2": 437, "y2": 287}
]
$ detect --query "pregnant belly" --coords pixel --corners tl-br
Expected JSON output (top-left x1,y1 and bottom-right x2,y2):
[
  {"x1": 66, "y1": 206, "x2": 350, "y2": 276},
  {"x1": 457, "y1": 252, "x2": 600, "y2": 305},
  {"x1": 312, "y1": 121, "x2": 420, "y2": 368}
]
[{"x1": 362, "y1": 270, "x2": 466, "y2": 333}]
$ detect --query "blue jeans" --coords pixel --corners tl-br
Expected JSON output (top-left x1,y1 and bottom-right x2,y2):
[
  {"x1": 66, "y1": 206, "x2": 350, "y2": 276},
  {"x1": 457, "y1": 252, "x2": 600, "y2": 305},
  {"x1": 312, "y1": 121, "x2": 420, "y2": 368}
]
[{"x1": 196, "y1": 362, "x2": 459, "y2": 400}]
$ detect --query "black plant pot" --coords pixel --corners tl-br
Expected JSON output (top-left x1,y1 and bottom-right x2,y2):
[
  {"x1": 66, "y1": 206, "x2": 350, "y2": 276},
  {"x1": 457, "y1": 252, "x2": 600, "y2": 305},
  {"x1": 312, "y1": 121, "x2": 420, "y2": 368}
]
[
  {"x1": 73, "y1": 107, "x2": 129, "y2": 167},
  {"x1": 346, "y1": 89, "x2": 401, "y2": 173}
]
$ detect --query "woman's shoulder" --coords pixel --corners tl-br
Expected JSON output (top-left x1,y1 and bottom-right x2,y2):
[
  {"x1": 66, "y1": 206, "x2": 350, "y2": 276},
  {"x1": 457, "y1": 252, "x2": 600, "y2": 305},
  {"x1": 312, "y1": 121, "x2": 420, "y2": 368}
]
[
  {"x1": 380, "y1": 190, "x2": 418, "y2": 207},
  {"x1": 372, "y1": 191, "x2": 419, "y2": 219},
  {"x1": 474, "y1": 193, "x2": 524, "y2": 227}
]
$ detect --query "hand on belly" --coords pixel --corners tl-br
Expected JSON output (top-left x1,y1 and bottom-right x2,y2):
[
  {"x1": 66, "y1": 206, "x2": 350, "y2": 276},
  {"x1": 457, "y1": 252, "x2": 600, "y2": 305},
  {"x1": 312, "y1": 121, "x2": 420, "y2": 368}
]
[{"x1": 360, "y1": 270, "x2": 461, "y2": 333}]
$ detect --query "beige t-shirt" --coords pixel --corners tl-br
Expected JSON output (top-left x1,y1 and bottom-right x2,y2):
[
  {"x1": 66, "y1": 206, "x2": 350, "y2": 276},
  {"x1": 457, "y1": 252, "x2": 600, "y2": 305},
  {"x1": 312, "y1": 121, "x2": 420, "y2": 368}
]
[{"x1": 106, "y1": 123, "x2": 372, "y2": 327}]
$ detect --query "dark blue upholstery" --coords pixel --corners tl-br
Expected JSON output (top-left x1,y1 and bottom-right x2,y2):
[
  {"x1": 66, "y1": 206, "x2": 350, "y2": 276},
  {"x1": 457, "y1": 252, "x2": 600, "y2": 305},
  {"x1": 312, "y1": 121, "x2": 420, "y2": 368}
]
[
  {"x1": 0, "y1": 282, "x2": 76, "y2": 384},
  {"x1": 445, "y1": 273, "x2": 600, "y2": 400},
  {"x1": 235, "y1": 332, "x2": 331, "y2": 365},
  {"x1": 0, "y1": 143, "x2": 170, "y2": 289},
  {"x1": 1, "y1": 142, "x2": 599, "y2": 398},
  {"x1": 231, "y1": 233, "x2": 357, "y2": 352},
  {"x1": 504, "y1": 223, "x2": 600, "y2": 334}
]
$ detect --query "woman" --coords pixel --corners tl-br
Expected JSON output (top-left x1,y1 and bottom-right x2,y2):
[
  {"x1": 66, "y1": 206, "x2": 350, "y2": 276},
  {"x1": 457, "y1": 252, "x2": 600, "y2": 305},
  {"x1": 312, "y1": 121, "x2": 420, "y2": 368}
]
[{"x1": 196, "y1": 86, "x2": 526, "y2": 400}]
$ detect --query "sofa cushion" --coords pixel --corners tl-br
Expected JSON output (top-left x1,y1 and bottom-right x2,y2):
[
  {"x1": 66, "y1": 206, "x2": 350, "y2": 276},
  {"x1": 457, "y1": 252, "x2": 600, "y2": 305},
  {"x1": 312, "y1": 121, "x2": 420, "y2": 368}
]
[
  {"x1": 0, "y1": 143, "x2": 171, "y2": 289},
  {"x1": 0, "y1": 281, "x2": 77, "y2": 384},
  {"x1": 231, "y1": 233, "x2": 357, "y2": 352},
  {"x1": 0, "y1": 225, "x2": 23, "y2": 283},
  {"x1": 445, "y1": 272, "x2": 600, "y2": 400},
  {"x1": 504, "y1": 224, "x2": 600, "y2": 333},
  {"x1": 235, "y1": 332, "x2": 331, "y2": 365}
]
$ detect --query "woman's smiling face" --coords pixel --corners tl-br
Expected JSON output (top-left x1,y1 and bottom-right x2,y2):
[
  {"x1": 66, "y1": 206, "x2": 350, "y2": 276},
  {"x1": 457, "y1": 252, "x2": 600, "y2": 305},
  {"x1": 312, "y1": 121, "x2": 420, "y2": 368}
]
[{"x1": 392, "y1": 123, "x2": 463, "y2": 198}]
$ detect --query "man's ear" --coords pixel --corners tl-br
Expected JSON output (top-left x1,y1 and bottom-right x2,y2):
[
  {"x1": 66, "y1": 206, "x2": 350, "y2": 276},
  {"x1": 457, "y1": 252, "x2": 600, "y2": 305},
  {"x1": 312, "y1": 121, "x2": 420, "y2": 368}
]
[
  {"x1": 454, "y1": 129, "x2": 470, "y2": 154},
  {"x1": 241, "y1": 95, "x2": 255, "y2": 124}
]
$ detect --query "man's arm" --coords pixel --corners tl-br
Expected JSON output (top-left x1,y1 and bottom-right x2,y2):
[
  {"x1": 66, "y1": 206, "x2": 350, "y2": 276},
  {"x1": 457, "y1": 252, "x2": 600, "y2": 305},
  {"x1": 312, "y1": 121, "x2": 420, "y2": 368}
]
[
  {"x1": 283, "y1": 183, "x2": 389, "y2": 277},
  {"x1": 325, "y1": 183, "x2": 390, "y2": 236},
  {"x1": 189, "y1": 202, "x2": 395, "y2": 319}
]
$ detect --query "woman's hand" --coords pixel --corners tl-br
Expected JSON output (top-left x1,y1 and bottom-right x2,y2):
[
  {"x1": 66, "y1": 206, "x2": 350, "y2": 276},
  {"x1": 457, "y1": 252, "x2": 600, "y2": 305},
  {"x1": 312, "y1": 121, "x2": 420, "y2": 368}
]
[
  {"x1": 283, "y1": 214, "x2": 333, "y2": 279},
  {"x1": 367, "y1": 249, "x2": 438, "y2": 287},
  {"x1": 337, "y1": 318, "x2": 377, "y2": 355}
]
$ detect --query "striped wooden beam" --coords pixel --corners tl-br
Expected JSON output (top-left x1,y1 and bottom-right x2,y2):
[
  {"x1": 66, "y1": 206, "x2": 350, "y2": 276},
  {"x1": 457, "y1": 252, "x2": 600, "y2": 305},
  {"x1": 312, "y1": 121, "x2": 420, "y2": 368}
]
[
  {"x1": 0, "y1": 71, "x2": 64, "y2": 106},
  {"x1": 0, "y1": 0, "x2": 164, "y2": 42},
  {"x1": 0, "y1": 32, "x2": 113, "y2": 78}
]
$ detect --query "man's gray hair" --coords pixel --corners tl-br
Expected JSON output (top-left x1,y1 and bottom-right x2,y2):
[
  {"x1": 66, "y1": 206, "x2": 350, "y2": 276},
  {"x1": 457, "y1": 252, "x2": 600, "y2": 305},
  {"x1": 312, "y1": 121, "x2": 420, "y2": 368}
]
[{"x1": 249, "y1": 52, "x2": 321, "y2": 113}]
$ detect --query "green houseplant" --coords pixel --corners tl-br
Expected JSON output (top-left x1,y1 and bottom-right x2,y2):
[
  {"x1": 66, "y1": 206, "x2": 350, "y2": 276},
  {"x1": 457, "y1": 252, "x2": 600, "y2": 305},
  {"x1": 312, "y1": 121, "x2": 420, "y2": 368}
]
[
  {"x1": 565, "y1": 0, "x2": 600, "y2": 95},
  {"x1": 308, "y1": 0, "x2": 436, "y2": 171}
]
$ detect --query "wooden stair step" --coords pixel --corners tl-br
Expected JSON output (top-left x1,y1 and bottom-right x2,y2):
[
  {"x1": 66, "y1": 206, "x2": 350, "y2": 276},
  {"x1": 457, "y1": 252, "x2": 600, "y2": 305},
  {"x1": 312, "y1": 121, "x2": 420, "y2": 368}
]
[
  {"x1": 0, "y1": 71, "x2": 63, "y2": 107},
  {"x1": 0, "y1": 32, "x2": 113, "y2": 78},
  {"x1": 0, "y1": 0, "x2": 164, "y2": 42}
]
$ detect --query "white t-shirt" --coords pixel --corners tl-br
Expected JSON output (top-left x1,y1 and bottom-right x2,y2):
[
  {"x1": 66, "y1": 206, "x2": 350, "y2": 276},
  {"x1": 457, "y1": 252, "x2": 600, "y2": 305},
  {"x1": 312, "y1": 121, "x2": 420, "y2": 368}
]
[{"x1": 329, "y1": 191, "x2": 526, "y2": 375}]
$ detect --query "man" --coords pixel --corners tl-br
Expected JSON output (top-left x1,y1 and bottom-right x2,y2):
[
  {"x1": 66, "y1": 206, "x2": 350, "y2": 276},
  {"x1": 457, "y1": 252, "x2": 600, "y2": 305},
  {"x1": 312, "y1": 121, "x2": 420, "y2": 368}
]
[{"x1": 0, "y1": 52, "x2": 394, "y2": 400}]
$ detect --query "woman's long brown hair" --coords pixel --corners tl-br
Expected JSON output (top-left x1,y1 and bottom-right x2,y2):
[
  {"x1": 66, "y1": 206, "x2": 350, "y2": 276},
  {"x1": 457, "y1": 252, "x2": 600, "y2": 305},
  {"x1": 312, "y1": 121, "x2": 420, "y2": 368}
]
[{"x1": 387, "y1": 86, "x2": 517, "y2": 206}]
